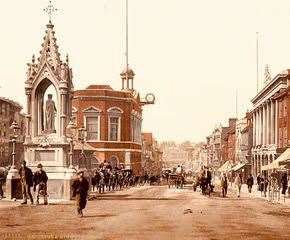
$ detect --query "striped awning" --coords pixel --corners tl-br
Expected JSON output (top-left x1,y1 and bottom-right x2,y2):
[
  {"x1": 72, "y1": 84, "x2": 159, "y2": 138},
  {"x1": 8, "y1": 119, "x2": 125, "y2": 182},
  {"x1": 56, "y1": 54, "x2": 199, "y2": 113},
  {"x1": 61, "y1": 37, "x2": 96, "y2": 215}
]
[
  {"x1": 231, "y1": 163, "x2": 247, "y2": 172},
  {"x1": 217, "y1": 161, "x2": 232, "y2": 172},
  {"x1": 261, "y1": 148, "x2": 290, "y2": 171}
]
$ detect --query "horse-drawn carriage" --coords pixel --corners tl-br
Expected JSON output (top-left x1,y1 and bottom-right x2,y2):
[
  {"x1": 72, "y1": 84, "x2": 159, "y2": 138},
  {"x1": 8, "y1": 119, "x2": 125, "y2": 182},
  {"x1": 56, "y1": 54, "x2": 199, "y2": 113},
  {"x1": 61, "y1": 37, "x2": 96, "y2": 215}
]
[{"x1": 168, "y1": 173, "x2": 184, "y2": 189}]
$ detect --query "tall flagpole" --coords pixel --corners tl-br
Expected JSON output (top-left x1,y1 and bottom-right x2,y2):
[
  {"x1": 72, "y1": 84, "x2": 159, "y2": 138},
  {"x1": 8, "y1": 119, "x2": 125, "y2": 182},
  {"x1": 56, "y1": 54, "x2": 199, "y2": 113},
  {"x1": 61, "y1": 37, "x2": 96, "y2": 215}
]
[
  {"x1": 256, "y1": 32, "x2": 259, "y2": 93},
  {"x1": 236, "y1": 89, "x2": 238, "y2": 119},
  {"x1": 126, "y1": 0, "x2": 129, "y2": 68}
]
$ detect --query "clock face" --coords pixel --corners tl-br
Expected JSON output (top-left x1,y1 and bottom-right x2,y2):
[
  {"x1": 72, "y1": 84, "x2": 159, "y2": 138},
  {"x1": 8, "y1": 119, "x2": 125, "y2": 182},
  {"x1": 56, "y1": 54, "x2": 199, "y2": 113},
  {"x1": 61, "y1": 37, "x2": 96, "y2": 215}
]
[{"x1": 145, "y1": 93, "x2": 155, "y2": 103}]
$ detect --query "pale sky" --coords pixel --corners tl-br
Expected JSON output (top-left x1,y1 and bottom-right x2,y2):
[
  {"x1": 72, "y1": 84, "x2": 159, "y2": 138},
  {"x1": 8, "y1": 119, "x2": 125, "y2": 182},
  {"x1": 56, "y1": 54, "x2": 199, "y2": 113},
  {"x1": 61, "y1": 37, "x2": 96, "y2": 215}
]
[{"x1": 1, "y1": 0, "x2": 290, "y2": 143}]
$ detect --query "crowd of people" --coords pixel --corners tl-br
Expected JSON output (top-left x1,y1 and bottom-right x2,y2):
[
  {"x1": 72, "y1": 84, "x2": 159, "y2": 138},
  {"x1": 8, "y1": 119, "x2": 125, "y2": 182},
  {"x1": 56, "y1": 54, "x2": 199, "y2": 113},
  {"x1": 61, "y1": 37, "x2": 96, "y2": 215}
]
[
  {"x1": 90, "y1": 164, "x2": 152, "y2": 194},
  {"x1": 220, "y1": 170, "x2": 289, "y2": 201},
  {"x1": 190, "y1": 166, "x2": 290, "y2": 202}
]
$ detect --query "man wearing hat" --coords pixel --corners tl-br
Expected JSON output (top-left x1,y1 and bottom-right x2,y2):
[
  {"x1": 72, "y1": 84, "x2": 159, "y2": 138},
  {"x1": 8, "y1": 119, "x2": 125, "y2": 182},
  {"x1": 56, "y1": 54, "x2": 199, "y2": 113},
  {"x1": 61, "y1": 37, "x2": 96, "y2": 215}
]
[
  {"x1": 72, "y1": 170, "x2": 89, "y2": 217},
  {"x1": 33, "y1": 163, "x2": 48, "y2": 205},
  {"x1": 19, "y1": 160, "x2": 34, "y2": 204}
]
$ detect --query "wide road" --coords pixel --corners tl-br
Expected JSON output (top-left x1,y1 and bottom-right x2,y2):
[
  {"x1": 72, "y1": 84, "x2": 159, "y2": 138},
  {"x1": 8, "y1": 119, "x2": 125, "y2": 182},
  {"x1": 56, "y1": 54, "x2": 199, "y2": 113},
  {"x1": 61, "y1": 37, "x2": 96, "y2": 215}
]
[{"x1": 0, "y1": 185, "x2": 290, "y2": 240}]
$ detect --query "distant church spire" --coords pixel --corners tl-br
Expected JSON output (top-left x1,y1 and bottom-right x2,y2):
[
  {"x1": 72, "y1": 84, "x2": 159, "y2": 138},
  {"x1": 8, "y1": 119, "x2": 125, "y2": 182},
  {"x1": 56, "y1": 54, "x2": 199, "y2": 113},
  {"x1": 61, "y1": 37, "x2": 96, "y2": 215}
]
[{"x1": 121, "y1": 0, "x2": 135, "y2": 91}]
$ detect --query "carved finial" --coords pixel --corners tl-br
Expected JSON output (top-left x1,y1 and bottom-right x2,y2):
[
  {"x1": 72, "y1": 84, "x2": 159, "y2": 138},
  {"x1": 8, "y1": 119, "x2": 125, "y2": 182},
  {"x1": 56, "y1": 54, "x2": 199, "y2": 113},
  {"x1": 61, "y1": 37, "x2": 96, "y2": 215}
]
[{"x1": 43, "y1": 1, "x2": 58, "y2": 25}]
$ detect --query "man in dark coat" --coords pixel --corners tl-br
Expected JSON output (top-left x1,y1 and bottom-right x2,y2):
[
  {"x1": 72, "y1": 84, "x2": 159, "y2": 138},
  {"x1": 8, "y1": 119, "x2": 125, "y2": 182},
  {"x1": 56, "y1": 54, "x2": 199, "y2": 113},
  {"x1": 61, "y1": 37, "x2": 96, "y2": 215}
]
[
  {"x1": 19, "y1": 160, "x2": 34, "y2": 204},
  {"x1": 33, "y1": 163, "x2": 48, "y2": 205},
  {"x1": 281, "y1": 173, "x2": 288, "y2": 196},
  {"x1": 246, "y1": 174, "x2": 254, "y2": 193},
  {"x1": 220, "y1": 173, "x2": 228, "y2": 197},
  {"x1": 0, "y1": 169, "x2": 5, "y2": 199},
  {"x1": 72, "y1": 171, "x2": 89, "y2": 217}
]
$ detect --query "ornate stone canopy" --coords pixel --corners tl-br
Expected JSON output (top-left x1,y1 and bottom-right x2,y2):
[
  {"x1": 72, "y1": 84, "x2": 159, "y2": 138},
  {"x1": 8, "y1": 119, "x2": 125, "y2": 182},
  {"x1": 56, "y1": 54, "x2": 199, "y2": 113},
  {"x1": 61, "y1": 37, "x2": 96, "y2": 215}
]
[{"x1": 25, "y1": 22, "x2": 73, "y2": 141}]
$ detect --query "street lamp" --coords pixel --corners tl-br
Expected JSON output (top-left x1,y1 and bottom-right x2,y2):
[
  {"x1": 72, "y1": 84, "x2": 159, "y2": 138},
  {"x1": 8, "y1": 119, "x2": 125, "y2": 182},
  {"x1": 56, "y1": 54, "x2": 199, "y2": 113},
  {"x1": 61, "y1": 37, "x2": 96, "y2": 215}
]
[
  {"x1": 78, "y1": 126, "x2": 86, "y2": 168},
  {"x1": 10, "y1": 121, "x2": 20, "y2": 169},
  {"x1": 66, "y1": 120, "x2": 77, "y2": 169},
  {"x1": 78, "y1": 126, "x2": 86, "y2": 155}
]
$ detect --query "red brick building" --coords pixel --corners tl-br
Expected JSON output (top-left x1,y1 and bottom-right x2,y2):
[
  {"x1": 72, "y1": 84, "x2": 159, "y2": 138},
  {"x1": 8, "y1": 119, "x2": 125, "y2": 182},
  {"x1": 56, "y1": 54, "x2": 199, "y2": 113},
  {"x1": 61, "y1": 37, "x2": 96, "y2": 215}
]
[
  {"x1": 222, "y1": 118, "x2": 237, "y2": 164},
  {"x1": 72, "y1": 84, "x2": 144, "y2": 174},
  {"x1": 0, "y1": 98, "x2": 25, "y2": 168}
]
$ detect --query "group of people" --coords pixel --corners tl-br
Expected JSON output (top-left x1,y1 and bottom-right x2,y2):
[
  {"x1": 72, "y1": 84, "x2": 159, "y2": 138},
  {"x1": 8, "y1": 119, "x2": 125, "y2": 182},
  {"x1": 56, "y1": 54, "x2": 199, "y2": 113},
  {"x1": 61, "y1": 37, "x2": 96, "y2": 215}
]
[
  {"x1": 18, "y1": 160, "x2": 90, "y2": 217},
  {"x1": 19, "y1": 161, "x2": 48, "y2": 205},
  {"x1": 220, "y1": 173, "x2": 243, "y2": 198},
  {"x1": 0, "y1": 160, "x2": 159, "y2": 218},
  {"x1": 220, "y1": 171, "x2": 289, "y2": 200},
  {"x1": 193, "y1": 168, "x2": 213, "y2": 196},
  {"x1": 255, "y1": 171, "x2": 289, "y2": 199},
  {"x1": 91, "y1": 164, "x2": 152, "y2": 194}
]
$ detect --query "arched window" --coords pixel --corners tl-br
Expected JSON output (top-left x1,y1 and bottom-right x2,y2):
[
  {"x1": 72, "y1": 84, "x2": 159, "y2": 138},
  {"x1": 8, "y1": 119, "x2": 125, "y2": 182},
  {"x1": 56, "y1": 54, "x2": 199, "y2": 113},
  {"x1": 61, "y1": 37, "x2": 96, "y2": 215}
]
[{"x1": 108, "y1": 107, "x2": 123, "y2": 141}]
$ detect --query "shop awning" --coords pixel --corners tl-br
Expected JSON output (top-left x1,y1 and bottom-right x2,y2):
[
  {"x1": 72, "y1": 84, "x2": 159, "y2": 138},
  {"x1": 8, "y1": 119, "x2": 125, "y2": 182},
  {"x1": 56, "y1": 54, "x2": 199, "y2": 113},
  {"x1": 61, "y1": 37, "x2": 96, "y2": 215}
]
[
  {"x1": 217, "y1": 161, "x2": 232, "y2": 172},
  {"x1": 231, "y1": 163, "x2": 247, "y2": 172},
  {"x1": 261, "y1": 148, "x2": 290, "y2": 171}
]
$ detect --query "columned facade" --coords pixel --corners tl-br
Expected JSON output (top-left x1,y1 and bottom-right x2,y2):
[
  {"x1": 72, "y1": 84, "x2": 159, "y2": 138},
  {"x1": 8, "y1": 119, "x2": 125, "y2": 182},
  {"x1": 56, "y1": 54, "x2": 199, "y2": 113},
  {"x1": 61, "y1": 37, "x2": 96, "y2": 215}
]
[{"x1": 251, "y1": 72, "x2": 289, "y2": 177}]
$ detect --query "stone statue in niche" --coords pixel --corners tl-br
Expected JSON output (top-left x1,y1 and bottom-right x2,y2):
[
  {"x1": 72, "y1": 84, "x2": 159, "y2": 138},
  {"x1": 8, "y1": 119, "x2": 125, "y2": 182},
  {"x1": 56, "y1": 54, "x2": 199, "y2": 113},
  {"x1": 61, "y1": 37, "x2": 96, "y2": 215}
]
[{"x1": 45, "y1": 94, "x2": 57, "y2": 134}]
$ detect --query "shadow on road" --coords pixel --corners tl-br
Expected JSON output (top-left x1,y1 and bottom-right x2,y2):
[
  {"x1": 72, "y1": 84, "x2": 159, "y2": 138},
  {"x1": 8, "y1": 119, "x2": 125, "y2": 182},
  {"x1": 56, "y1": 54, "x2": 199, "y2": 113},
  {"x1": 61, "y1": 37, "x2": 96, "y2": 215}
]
[
  {"x1": 264, "y1": 210, "x2": 290, "y2": 217},
  {"x1": 95, "y1": 196, "x2": 179, "y2": 201},
  {"x1": 83, "y1": 214, "x2": 116, "y2": 218},
  {"x1": 89, "y1": 192, "x2": 179, "y2": 201}
]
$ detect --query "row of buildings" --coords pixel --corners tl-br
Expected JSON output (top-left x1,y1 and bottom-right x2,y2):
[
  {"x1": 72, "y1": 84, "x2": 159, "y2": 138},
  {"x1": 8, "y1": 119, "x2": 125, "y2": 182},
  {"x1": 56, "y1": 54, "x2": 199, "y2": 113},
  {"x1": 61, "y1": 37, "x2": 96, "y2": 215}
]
[
  {"x1": 195, "y1": 68, "x2": 290, "y2": 181},
  {"x1": 160, "y1": 141, "x2": 195, "y2": 172}
]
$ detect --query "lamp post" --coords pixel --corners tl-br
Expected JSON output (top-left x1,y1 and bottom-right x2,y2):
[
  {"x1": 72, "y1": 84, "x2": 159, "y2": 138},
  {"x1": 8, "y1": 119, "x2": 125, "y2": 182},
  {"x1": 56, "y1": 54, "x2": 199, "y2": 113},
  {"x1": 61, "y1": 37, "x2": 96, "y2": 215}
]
[
  {"x1": 66, "y1": 120, "x2": 77, "y2": 169},
  {"x1": 78, "y1": 126, "x2": 86, "y2": 168},
  {"x1": 6, "y1": 121, "x2": 21, "y2": 200},
  {"x1": 10, "y1": 121, "x2": 20, "y2": 169},
  {"x1": 78, "y1": 126, "x2": 86, "y2": 156}
]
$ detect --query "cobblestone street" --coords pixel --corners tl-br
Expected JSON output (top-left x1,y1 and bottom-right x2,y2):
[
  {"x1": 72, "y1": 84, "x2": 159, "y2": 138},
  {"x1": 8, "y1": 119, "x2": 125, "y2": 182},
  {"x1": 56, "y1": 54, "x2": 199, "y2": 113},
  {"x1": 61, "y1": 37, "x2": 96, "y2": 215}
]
[{"x1": 0, "y1": 185, "x2": 290, "y2": 240}]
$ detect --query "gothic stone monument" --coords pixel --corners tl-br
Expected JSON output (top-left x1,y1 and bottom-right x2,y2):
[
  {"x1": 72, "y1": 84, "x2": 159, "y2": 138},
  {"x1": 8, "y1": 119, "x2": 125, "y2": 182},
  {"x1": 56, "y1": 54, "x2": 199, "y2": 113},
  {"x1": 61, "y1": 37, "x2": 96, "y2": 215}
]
[{"x1": 24, "y1": 21, "x2": 75, "y2": 199}]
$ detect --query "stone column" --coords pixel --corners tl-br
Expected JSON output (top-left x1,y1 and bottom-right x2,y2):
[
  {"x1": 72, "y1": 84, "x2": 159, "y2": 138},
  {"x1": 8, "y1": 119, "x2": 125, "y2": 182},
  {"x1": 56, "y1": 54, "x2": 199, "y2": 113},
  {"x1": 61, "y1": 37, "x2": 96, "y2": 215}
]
[
  {"x1": 260, "y1": 106, "x2": 262, "y2": 145},
  {"x1": 59, "y1": 82, "x2": 68, "y2": 140},
  {"x1": 261, "y1": 105, "x2": 264, "y2": 145},
  {"x1": 257, "y1": 108, "x2": 260, "y2": 145},
  {"x1": 265, "y1": 103, "x2": 268, "y2": 145},
  {"x1": 263, "y1": 104, "x2": 267, "y2": 145},
  {"x1": 257, "y1": 109, "x2": 260, "y2": 145},
  {"x1": 267, "y1": 101, "x2": 271, "y2": 145},
  {"x1": 25, "y1": 88, "x2": 32, "y2": 143},
  {"x1": 253, "y1": 111, "x2": 256, "y2": 146},
  {"x1": 270, "y1": 100, "x2": 275, "y2": 144},
  {"x1": 275, "y1": 100, "x2": 278, "y2": 145}
]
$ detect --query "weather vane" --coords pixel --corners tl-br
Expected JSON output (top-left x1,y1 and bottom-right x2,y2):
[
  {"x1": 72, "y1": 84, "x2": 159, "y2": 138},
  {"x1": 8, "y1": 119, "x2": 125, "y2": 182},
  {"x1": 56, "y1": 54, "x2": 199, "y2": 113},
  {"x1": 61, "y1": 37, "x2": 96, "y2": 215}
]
[{"x1": 43, "y1": 0, "x2": 58, "y2": 24}]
